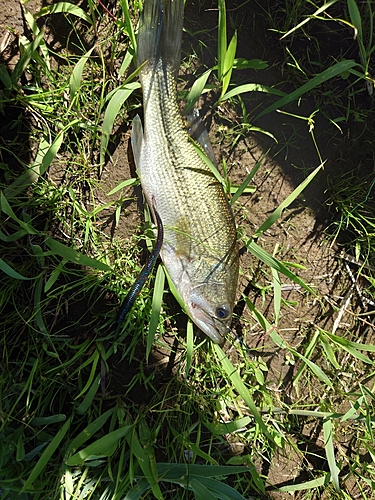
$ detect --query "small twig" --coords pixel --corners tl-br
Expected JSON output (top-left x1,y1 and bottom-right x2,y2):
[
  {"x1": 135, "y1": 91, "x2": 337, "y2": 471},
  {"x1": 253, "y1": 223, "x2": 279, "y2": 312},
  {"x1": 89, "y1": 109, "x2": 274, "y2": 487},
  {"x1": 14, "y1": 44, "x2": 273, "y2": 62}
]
[
  {"x1": 332, "y1": 284, "x2": 354, "y2": 335},
  {"x1": 0, "y1": 31, "x2": 11, "y2": 54},
  {"x1": 97, "y1": 0, "x2": 117, "y2": 22},
  {"x1": 339, "y1": 250, "x2": 375, "y2": 272},
  {"x1": 345, "y1": 261, "x2": 375, "y2": 307}
]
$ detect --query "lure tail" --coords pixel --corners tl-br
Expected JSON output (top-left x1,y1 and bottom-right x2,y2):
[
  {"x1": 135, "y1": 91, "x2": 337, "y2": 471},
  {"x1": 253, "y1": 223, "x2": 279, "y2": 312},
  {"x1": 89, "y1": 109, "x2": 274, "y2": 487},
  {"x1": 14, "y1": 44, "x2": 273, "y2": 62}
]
[
  {"x1": 137, "y1": 0, "x2": 184, "y2": 73},
  {"x1": 116, "y1": 203, "x2": 164, "y2": 330}
]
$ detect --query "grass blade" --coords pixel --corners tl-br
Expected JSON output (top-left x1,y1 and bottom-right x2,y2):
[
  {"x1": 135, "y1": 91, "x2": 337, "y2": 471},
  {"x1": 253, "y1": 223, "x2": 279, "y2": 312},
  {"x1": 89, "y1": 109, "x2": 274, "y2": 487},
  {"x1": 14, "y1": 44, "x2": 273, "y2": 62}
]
[
  {"x1": 244, "y1": 299, "x2": 332, "y2": 387},
  {"x1": 119, "y1": 0, "x2": 137, "y2": 55},
  {"x1": 2, "y1": 121, "x2": 71, "y2": 199},
  {"x1": 193, "y1": 476, "x2": 247, "y2": 500},
  {"x1": 34, "y1": 275, "x2": 48, "y2": 335},
  {"x1": 255, "y1": 59, "x2": 357, "y2": 119},
  {"x1": 163, "y1": 265, "x2": 188, "y2": 313},
  {"x1": 74, "y1": 350, "x2": 100, "y2": 400},
  {"x1": 212, "y1": 344, "x2": 274, "y2": 442},
  {"x1": 217, "y1": 0, "x2": 227, "y2": 82},
  {"x1": 293, "y1": 330, "x2": 320, "y2": 387},
  {"x1": 119, "y1": 48, "x2": 135, "y2": 77},
  {"x1": 244, "y1": 297, "x2": 287, "y2": 348},
  {"x1": 107, "y1": 177, "x2": 139, "y2": 195},
  {"x1": 347, "y1": 0, "x2": 363, "y2": 40},
  {"x1": 65, "y1": 409, "x2": 115, "y2": 456},
  {"x1": 190, "y1": 478, "x2": 217, "y2": 500},
  {"x1": 244, "y1": 240, "x2": 315, "y2": 295},
  {"x1": 30, "y1": 415, "x2": 66, "y2": 426},
  {"x1": 183, "y1": 69, "x2": 212, "y2": 115},
  {"x1": 320, "y1": 336, "x2": 340, "y2": 369},
  {"x1": 3, "y1": 137, "x2": 49, "y2": 199},
  {"x1": 322, "y1": 330, "x2": 374, "y2": 363},
  {"x1": 280, "y1": 0, "x2": 338, "y2": 40},
  {"x1": 129, "y1": 430, "x2": 164, "y2": 500},
  {"x1": 21, "y1": 416, "x2": 73, "y2": 492},
  {"x1": 66, "y1": 425, "x2": 133, "y2": 466},
  {"x1": 69, "y1": 46, "x2": 95, "y2": 101},
  {"x1": 323, "y1": 418, "x2": 341, "y2": 492},
  {"x1": 0, "y1": 64, "x2": 11, "y2": 88},
  {"x1": 233, "y1": 58, "x2": 268, "y2": 70},
  {"x1": 0, "y1": 228, "x2": 28, "y2": 242},
  {"x1": 271, "y1": 266, "x2": 281, "y2": 324},
  {"x1": 147, "y1": 264, "x2": 165, "y2": 360},
  {"x1": 0, "y1": 258, "x2": 34, "y2": 280},
  {"x1": 11, "y1": 29, "x2": 45, "y2": 84},
  {"x1": 76, "y1": 374, "x2": 101, "y2": 415},
  {"x1": 6, "y1": 358, "x2": 39, "y2": 420},
  {"x1": 254, "y1": 162, "x2": 324, "y2": 238},
  {"x1": 278, "y1": 475, "x2": 328, "y2": 492},
  {"x1": 190, "y1": 140, "x2": 225, "y2": 186},
  {"x1": 44, "y1": 259, "x2": 66, "y2": 293},
  {"x1": 125, "y1": 479, "x2": 151, "y2": 500},
  {"x1": 22, "y1": 6, "x2": 51, "y2": 73},
  {"x1": 185, "y1": 319, "x2": 194, "y2": 377},
  {"x1": 1, "y1": 192, "x2": 37, "y2": 234},
  {"x1": 204, "y1": 416, "x2": 251, "y2": 435},
  {"x1": 188, "y1": 442, "x2": 219, "y2": 466},
  {"x1": 221, "y1": 83, "x2": 286, "y2": 102},
  {"x1": 231, "y1": 149, "x2": 268, "y2": 205},
  {"x1": 45, "y1": 237, "x2": 111, "y2": 271},
  {"x1": 35, "y1": 2, "x2": 93, "y2": 24},
  {"x1": 293, "y1": 351, "x2": 333, "y2": 388},
  {"x1": 100, "y1": 82, "x2": 140, "y2": 166},
  {"x1": 156, "y1": 463, "x2": 250, "y2": 479},
  {"x1": 220, "y1": 31, "x2": 237, "y2": 100},
  {"x1": 40, "y1": 128, "x2": 73, "y2": 176}
]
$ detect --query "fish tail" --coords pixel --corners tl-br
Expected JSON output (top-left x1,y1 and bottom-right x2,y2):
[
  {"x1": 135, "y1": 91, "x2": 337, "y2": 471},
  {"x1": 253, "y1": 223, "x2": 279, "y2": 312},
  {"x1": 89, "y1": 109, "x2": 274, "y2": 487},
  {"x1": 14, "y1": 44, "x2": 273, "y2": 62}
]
[{"x1": 137, "y1": 0, "x2": 184, "y2": 73}]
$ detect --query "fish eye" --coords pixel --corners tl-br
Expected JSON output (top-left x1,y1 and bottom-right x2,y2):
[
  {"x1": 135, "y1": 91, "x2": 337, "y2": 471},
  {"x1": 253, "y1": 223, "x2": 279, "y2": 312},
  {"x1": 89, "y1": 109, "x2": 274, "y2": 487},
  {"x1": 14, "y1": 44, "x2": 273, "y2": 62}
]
[{"x1": 216, "y1": 306, "x2": 229, "y2": 319}]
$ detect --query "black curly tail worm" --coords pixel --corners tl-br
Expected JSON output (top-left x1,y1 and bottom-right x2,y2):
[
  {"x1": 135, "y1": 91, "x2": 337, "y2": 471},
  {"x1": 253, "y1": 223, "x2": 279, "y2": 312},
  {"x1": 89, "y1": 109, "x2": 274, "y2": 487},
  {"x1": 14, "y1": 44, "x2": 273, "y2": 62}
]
[{"x1": 116, "y1": 200, "x2": 164, "y2": 329}]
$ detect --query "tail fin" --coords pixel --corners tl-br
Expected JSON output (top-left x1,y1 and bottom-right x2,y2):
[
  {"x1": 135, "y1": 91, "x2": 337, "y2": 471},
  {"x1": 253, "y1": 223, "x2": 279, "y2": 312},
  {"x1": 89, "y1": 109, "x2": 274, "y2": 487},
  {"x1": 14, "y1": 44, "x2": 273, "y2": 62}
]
[{"x1": 137, "y1": 0, "x2": 184, "y2": 73}]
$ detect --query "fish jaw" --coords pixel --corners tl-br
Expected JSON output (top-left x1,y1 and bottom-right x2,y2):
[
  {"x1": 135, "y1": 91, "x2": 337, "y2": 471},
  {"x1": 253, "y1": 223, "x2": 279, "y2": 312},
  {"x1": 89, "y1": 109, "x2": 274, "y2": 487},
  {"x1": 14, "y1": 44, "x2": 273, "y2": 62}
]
[
  {"x1": 185, "y1": 285, "x2": 234, "y2": 345},
  {"x1": 161, "y1": 242, "x2": 238, "y2": 344}
]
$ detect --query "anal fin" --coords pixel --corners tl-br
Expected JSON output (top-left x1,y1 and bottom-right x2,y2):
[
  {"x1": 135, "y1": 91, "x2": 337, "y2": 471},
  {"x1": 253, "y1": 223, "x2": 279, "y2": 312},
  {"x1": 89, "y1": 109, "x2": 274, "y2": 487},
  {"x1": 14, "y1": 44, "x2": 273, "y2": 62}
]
[{"x1": 131, "y1": 114, "x2": 144, "y2": 168}]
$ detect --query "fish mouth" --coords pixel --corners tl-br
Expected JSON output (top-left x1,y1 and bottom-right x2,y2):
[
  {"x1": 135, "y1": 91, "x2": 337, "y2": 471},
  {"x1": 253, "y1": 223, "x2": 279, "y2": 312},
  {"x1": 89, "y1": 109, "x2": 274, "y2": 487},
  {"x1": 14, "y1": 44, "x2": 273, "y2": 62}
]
[{"x1": 188, "y1": 305, "x2": 228, "y2": 345}]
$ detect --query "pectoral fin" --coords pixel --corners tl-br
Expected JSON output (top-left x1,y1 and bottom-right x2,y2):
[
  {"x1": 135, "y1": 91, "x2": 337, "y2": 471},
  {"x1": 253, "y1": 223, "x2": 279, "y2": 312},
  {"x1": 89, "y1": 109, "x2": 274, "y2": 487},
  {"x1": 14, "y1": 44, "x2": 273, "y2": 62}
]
[{"x1": 174, "y1": 216, "x2": 193, "y2": 259}]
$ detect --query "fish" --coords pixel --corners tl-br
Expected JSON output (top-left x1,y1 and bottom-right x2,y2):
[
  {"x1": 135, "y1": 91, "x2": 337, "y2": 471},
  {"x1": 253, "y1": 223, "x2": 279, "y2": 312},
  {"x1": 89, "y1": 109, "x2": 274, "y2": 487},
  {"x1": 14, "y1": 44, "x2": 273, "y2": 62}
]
[{"x1": 131, "y1": 0, "x2": 239, "y2": 344}]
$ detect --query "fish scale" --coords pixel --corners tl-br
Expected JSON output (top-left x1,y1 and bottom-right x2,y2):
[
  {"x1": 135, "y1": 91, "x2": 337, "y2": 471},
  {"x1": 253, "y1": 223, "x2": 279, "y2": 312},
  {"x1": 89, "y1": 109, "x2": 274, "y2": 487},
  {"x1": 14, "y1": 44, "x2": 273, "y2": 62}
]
[
  {"x1": 131, "y1": 0, "x2": 239, "y2": 343},
  {"x1": 141, "y1": 64, "x2": 234, "y2": 263}
]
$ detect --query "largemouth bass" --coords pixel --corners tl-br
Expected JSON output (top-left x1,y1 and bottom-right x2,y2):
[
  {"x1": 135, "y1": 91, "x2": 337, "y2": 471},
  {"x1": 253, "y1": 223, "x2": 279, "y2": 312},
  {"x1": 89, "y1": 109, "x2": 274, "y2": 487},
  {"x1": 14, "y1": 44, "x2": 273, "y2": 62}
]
[{"x1": 132, "y1": 0, "x2": 239, "y2": 344}]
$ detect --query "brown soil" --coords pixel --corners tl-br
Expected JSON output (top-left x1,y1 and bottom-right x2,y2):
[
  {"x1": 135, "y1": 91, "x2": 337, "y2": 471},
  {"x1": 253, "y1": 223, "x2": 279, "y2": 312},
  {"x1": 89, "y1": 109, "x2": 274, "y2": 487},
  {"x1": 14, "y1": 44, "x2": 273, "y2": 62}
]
[{"x1": 1, "y1": 1, "x2": 375, "y2": 499}]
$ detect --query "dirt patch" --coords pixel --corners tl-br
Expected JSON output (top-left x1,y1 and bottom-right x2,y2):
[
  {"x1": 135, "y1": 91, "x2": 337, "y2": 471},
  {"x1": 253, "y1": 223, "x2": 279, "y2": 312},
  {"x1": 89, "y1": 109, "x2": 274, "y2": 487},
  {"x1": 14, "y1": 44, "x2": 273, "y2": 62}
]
[{"x1": 0, "y1": 0, "x2": 43, "y2": 69}]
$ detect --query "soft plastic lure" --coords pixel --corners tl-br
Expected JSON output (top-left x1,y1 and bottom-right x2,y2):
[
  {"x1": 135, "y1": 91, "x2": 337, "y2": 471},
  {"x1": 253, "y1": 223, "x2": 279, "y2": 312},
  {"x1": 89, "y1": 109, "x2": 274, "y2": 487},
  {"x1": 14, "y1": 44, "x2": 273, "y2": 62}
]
[{"x1": 116, "y1": 202, "x2": 164, "y2": 328}]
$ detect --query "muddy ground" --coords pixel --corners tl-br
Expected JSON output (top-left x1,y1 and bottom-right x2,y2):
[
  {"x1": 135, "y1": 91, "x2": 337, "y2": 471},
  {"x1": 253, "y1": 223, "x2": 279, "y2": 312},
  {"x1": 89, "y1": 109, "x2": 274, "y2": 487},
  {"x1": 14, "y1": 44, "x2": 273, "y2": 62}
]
[{"x1": 1, "y1": 0, "x2": 375, "y2": 498}]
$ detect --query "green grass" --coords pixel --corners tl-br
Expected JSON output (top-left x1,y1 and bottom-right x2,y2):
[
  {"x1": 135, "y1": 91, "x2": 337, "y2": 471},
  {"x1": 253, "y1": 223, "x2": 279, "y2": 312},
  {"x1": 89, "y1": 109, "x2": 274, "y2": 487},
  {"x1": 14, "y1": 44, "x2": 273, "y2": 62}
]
[{"x1": 1, "y1": 0, "x2": 375, "y2": 499}]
